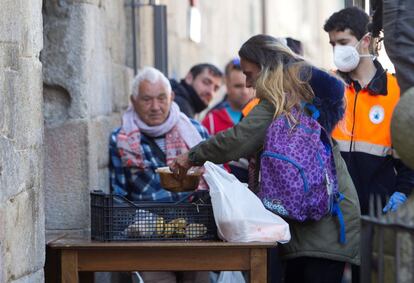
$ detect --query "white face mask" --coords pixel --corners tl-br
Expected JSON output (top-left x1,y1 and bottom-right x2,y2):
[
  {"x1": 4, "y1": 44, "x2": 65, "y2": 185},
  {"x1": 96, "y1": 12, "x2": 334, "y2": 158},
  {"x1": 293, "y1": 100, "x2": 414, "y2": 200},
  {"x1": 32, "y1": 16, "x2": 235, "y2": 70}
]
[
  {"x1": 333, "y1": 35, "x2": 373, "y2": 72},
  {"x1": 333, "y1": 44, "x2": 360, "y2": 72}
]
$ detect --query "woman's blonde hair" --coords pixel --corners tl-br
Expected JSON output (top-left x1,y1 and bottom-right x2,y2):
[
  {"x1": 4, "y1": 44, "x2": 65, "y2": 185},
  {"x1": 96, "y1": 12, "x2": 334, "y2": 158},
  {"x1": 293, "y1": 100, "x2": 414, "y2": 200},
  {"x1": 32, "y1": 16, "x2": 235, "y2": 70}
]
[{"x1": 238, "y1": 34, "x2": 314, "y2": 119}]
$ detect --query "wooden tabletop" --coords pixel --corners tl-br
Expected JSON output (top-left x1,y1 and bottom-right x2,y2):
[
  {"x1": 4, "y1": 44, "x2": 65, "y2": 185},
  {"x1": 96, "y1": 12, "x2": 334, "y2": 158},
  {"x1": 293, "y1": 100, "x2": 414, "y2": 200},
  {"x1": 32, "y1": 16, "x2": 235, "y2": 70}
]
[
  {"x1": 48, "y1": 236, "x2": 277, "y2": 250},
  {"x1": 46, "y1": 234, "x2": 274, "y2": 283}
]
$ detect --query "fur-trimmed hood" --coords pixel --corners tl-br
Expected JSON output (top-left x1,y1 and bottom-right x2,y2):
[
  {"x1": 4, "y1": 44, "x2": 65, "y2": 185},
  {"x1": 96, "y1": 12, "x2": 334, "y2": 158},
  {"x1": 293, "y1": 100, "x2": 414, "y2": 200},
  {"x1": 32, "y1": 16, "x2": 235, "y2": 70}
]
[{"x1": 308, "y1": 67, "x2": 345, "y2": 133}]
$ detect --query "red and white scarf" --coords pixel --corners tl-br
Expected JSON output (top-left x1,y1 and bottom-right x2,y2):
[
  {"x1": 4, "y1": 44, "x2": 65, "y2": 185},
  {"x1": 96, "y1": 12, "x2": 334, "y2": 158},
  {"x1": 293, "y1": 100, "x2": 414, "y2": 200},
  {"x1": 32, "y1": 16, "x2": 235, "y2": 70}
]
[{"x1": 116, "y1": 102, "x2": 208, "y2": 190}]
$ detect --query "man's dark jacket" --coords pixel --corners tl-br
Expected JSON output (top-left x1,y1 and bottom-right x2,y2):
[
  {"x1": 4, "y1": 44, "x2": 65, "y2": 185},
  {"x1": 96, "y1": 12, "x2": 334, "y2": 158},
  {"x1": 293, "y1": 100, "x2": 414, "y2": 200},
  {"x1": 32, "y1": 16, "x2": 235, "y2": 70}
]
[{"x1": 170, "y1": 79, "x2": 207, "y2": 118}]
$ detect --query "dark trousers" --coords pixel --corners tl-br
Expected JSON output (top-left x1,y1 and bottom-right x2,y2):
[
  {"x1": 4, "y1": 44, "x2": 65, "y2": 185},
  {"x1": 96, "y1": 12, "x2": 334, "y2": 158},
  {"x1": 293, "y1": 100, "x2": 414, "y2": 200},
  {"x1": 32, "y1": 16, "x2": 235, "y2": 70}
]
[
  {"x1": 267, "y1": 248, "x2": 283, "y2": 283},
  {"x1": 284, "y1": 257, "x2": 345, "y2": 283},
  {"x1": 352, "y1": 264, "x2": 360, "y2": 283}
]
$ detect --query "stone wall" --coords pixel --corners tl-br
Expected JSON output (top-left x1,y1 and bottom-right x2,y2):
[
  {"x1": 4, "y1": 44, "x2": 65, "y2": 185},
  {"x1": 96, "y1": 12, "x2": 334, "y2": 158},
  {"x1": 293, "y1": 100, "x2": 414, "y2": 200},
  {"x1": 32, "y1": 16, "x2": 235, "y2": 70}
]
[
  {"x1": 265, "y1": 0, "x2": 344, "y2": 68},
  {"x1": 162, "y1": 0, "x2": 343, "y2": 109},
  {"x1": 163, "y1": 0, "x2": 263, "y2": 79},
  {"x1": 0, "y1": 0, "x2": 44, "y2": 282},
  {"x1": 42, "y1": 0, "x2": 132, "y2": 234},
  {"x1": 164, "y1": 0, "x2": 344, "y2": 79}
]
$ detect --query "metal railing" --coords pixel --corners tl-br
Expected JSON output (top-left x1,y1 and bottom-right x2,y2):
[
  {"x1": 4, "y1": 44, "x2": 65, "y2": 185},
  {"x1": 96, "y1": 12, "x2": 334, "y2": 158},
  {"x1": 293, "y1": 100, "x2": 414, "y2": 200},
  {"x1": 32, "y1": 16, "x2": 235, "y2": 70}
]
[{"x1": 361, "y1": 195, "x2": 414, "y2": 283}]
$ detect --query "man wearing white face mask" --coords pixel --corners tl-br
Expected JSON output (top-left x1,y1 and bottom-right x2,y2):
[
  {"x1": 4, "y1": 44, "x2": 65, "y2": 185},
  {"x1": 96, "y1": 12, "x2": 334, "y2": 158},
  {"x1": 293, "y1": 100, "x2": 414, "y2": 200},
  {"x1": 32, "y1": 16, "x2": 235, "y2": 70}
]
[
  {"x1": 324, "y1": 7, "x2": 414, "y2": 282},
  {"x1": 332, "y1": 34, "x2": 374, "y2": 74}
]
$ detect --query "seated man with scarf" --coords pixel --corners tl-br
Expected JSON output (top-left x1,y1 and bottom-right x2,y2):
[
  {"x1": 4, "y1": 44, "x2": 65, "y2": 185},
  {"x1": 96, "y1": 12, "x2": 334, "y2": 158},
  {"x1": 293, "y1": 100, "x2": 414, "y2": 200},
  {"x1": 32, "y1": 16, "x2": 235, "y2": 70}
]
[
  {"x1": 110, "y1": 66, "x2": 209, "y2": 201},
  {"x1": 109, "y1": 66, "x2": 210, "y2": 283}
]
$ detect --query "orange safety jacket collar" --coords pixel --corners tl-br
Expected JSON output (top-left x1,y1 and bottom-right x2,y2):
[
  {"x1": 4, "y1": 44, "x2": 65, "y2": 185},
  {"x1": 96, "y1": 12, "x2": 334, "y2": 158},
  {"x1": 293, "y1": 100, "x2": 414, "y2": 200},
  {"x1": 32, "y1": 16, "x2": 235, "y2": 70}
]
[{"x1": 337, "y1": 60, "x2": 388, "y2": 96}]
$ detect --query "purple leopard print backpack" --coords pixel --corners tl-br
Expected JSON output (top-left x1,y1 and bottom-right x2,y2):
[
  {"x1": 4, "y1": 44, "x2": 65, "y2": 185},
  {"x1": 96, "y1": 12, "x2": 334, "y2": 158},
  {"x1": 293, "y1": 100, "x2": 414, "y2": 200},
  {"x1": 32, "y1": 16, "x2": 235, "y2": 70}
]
[{"x1": 258, "y1": 105, "x2": 341, "y2": 222}]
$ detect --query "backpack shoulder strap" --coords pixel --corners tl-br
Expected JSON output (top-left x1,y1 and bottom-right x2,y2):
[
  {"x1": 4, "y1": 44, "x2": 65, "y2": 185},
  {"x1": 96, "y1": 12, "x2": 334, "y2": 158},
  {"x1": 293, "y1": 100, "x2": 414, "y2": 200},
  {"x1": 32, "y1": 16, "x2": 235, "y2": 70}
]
[
  {"x1": 303, "y1": 102, "x2": 335, "y2": 149},
  {"x1": 303, "y1": 102, "x2": 320, "y2": 120}
]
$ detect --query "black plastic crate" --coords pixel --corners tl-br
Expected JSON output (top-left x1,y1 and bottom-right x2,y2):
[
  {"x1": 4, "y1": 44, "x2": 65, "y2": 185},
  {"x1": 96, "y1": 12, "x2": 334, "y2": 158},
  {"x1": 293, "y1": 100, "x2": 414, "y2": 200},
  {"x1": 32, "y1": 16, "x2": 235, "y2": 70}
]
[{"x1": 91, "y1": 191, "x2": 217, "y2": 241}]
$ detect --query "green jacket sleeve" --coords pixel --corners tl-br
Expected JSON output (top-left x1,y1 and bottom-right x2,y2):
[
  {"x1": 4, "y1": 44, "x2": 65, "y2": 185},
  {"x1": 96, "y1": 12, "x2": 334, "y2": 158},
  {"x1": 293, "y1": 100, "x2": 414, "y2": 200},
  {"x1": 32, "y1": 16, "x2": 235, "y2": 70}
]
[{"x1": 189, "y1": 100, "x2": 275, "y2": 165}]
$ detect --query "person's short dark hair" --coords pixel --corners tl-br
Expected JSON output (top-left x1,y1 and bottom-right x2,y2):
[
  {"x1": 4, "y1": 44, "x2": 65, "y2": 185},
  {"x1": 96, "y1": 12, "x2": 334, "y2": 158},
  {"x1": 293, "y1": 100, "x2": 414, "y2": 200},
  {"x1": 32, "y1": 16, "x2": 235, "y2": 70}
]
[
  {"x1": 285, "y1": 37, "x2": 304, "y2": 56},
  {"x1": 189, "y1": 63, "x2": 223, "y2": 79},
  {"x1": 323, "y1": 7, "x2": 370, "y2": 40},
  {"x1": 224, "y1": 58, "x2": 242, "y2": 77}
]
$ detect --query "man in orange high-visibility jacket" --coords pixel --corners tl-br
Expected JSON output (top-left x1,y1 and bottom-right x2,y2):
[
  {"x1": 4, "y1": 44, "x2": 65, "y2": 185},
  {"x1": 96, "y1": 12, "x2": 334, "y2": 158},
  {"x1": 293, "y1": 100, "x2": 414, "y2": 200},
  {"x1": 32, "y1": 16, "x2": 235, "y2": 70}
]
[{"x1": 324, "y1": 7, "x2": 414, "y2": 217}]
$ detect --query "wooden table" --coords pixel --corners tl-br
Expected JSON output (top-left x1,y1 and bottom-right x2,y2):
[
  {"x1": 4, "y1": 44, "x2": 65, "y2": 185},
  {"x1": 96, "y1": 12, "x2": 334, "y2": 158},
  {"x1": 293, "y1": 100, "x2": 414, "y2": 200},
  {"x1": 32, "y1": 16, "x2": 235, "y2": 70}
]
[{"x1": 45, "y1": 236, "x2": 274, "y2": 283}]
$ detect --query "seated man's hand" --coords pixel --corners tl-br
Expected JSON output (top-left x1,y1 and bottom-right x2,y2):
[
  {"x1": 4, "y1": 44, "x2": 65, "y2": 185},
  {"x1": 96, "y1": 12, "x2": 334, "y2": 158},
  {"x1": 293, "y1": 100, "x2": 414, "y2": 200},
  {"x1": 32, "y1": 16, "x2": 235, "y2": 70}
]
[
  {"x1": 170, "y1": 152, "x2": 193, "y2": 180},
  {"x1": 383, "y1": 192, "x2": 408, "y2": 213}
]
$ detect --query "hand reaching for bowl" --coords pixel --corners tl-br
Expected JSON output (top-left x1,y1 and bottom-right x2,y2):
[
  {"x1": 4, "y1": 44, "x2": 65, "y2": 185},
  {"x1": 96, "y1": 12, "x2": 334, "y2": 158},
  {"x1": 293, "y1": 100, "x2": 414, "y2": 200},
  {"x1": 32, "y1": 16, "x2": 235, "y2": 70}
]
[{"x1": 169, "y1": 152, "x2": 194, "y2": 180}]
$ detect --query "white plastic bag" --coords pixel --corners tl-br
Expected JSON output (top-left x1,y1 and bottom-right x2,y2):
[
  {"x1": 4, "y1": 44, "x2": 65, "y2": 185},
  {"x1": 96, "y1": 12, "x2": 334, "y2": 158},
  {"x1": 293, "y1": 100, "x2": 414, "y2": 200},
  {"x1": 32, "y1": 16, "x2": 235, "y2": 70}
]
[
  {"x1": 203, "y1": 162, "x2": 291, "y2": 243},
  {"x1": 217, "y1": 271, "x2": 246, "y2": 283}
]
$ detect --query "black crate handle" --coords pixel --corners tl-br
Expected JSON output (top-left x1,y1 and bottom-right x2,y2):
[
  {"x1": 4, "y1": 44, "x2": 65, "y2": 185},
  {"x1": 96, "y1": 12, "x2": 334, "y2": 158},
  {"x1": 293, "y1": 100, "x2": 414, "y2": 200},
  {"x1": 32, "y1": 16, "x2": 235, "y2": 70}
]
[
  {"x1": 110, "y1": 192, "x2": 195, "y2": 206},
  {"x1": 91, "y1": 191, "x2": 141, "y2": 208},
  {"x1": 93, "y1": 190, "x2": 210, "y2": 207},
  {"x1": 112, "y1": 194, "x2": 141, "y2": 208}
]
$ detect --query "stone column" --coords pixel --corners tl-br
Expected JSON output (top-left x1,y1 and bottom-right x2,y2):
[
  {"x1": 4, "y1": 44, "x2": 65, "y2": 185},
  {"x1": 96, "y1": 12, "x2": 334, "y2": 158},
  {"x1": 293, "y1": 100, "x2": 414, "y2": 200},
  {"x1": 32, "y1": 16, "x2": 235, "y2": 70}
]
[
  {"x1": 0, "y1": 0, "x2": 45, "y2": 282},
  {"x1": 42, "y1": 0, "x2": 132, "y2": 234}
]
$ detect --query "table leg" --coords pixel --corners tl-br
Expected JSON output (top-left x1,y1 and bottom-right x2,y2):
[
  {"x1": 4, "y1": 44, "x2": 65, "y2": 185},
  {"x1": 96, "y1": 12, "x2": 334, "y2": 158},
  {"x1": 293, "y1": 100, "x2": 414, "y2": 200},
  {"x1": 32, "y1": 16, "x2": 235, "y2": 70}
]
[
  {"x1": 45, "y1": 246, "x2": 60, "y2": 283},
  {"x1": 62, "y1": 250, "x2": 79, "y2": 283},
  {"x1": 250, "y1": 248, "x2": 267, "y2": 283}
]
